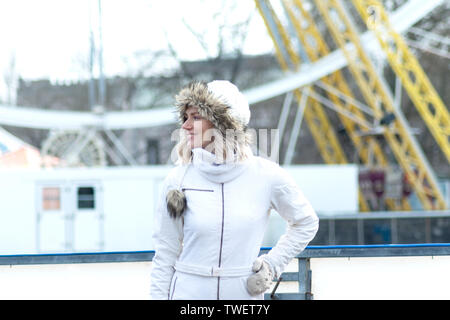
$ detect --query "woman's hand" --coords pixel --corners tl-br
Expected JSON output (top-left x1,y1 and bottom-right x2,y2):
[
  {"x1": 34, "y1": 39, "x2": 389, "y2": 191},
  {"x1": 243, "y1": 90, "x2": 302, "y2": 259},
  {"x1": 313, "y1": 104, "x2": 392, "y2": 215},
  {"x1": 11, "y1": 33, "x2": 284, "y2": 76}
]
[{"x1": 246, "y1": 256, "x2": 273, "y2": 295}]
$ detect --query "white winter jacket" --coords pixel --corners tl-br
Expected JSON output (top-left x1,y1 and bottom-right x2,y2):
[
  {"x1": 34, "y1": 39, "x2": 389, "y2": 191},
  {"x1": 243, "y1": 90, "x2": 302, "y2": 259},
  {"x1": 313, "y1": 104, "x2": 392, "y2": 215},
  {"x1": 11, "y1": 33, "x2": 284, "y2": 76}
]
[{"x1": 150, "y1": 148, "x2": 319, "y2": 300}]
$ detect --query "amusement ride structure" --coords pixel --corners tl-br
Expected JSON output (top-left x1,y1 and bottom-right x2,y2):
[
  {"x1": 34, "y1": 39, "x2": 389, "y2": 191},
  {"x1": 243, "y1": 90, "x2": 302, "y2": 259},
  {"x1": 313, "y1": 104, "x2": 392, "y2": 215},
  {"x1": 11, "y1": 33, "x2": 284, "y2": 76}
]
[{"x1": 0, "y1": 0, "x2": 448, "y2": 212}]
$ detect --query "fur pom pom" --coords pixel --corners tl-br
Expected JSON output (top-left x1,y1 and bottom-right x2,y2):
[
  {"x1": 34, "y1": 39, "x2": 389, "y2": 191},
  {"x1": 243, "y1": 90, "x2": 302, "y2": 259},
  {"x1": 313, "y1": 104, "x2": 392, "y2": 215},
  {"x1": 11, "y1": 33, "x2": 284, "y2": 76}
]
[{"x1": 166, "y1": 189, "x2": 186, "y2": 219}]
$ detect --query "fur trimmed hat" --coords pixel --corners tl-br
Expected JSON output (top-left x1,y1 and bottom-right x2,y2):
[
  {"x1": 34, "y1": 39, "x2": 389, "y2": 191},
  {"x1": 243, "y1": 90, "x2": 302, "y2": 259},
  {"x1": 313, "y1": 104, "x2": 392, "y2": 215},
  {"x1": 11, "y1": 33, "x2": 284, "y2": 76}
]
[{"x1": 175, "y1": 80, "x2": 250, "y2": 135}]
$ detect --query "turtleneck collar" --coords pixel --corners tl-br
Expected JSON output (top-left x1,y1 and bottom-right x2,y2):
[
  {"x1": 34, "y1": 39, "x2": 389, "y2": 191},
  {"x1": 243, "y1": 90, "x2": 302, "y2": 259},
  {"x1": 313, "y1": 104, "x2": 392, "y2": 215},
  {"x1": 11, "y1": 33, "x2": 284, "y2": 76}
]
[{"x1": 191, "y1": 148, "x2": 251, "y2": 183}]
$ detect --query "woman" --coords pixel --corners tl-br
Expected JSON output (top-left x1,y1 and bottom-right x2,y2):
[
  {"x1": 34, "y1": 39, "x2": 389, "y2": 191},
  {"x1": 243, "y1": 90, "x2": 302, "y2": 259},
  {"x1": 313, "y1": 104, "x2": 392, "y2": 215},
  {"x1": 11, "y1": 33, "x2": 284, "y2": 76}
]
[{"x1": 150, "y1": 80, "x2": 319, "y2": 300}]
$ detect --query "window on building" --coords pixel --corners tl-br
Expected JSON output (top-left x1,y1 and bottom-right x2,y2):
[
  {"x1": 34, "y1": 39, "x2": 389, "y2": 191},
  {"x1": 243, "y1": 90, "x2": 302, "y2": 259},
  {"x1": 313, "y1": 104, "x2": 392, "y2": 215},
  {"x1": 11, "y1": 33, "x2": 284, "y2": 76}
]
[
  {"x1": 42, "y1": 187, "x2": 61, "y2": 211},
  {"x1": 77, "y1": 187, "x2": 95, "y2": 209},
  {"x1": 147, "y1": 139, "x2": 160, "y2": 164}
]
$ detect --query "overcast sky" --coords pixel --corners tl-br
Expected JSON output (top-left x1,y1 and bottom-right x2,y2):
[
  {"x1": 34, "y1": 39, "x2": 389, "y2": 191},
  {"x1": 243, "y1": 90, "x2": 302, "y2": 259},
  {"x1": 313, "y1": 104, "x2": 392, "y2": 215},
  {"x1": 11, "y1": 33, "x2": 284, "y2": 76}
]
[{"x1": 0, "y1": 0, "x2": 274, "y2": 101}]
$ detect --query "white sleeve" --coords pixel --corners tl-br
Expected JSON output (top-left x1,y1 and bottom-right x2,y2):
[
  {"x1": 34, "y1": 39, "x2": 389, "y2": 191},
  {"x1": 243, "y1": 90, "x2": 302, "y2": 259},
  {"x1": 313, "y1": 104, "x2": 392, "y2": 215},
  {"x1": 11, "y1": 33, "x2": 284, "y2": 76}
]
[
  {"x1": 263, "y1": 165, "x2": 319, "y2": 278},
  {"x1": 150, "y1": 174, "x2": 184, "y2": 300}
]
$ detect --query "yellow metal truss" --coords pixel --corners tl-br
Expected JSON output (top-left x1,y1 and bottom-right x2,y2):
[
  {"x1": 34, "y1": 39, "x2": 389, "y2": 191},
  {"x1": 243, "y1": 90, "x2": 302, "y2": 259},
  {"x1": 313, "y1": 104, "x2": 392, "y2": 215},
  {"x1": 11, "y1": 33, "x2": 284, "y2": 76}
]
[
  {"x1": 254, "y1": 0, "x2": 347, "y2": 165},
  {"x1": 352, "y1": 0, "x2": 450, "y2": 164},
  {"x1": 313, "y1": 0, "x2": 446, "y2": 210},
  {"x1": 255, "y1": 0, "x2": 375, "y2": 210},
  {"x1": 280, "y1": 0, "x2": 411, "y2": 211}
]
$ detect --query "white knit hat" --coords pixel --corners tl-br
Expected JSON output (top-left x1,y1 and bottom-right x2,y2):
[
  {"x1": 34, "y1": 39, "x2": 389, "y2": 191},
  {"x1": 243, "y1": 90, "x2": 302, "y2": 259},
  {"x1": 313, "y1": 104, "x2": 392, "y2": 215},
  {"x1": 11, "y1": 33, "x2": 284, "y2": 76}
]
[{"x1": 207, "y1": 80, "x2": 251, "y2": 126}]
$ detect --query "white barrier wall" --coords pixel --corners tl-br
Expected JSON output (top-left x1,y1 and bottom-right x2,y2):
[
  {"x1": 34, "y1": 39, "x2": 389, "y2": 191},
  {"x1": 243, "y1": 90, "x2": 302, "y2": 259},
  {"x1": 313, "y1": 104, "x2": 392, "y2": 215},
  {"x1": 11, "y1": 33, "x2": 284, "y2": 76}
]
[
  {"x1": 0, "y1": 261, "x2": 152, "y2": 300},
  {"x1": 311, "y1": 256, "x2": 450, "y2": 299},
  {"x1": 1, "y1": 256, "x2": 450, "y2": 299}
]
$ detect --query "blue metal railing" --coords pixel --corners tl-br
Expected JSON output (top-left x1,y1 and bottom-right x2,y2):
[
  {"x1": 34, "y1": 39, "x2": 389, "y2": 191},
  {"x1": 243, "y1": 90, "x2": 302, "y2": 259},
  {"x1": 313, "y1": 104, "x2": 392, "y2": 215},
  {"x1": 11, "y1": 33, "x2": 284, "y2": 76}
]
[{"x1": 2, "y1": 243, "x2": 450, "y2": 265}]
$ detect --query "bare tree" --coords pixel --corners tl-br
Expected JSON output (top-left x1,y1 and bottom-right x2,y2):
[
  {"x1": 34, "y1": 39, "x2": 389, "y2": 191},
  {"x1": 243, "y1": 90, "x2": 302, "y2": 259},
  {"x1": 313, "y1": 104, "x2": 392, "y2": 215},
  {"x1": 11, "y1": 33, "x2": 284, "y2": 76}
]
[{"x1": 165, "y1": 0, "x2": 254, "y2": 83}]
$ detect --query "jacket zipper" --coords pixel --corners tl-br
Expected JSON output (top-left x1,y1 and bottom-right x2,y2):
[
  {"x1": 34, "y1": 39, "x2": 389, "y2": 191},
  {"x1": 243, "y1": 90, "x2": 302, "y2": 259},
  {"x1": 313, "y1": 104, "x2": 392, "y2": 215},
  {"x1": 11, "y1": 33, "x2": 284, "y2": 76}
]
[
  {"x1": 182, "y1": 188, "x2": 214, "y2": 192},
  {"x1": 217, "y1": 183, "x2": 225, "y2": 300},
  {"x1": 169, "y1": 276, "x2": 178, "y2": 300}
]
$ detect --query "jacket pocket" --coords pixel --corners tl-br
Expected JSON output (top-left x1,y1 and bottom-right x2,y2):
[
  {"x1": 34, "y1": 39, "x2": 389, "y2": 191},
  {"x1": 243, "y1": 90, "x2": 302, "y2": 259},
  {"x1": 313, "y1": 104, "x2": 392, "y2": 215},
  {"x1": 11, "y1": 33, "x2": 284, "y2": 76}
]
[
  {"x1": 182, "y1": 188, "x2": 214, "y2": 192},
  {"x1": 169, "y1": 276, "x2": 178, "y2": 300}
]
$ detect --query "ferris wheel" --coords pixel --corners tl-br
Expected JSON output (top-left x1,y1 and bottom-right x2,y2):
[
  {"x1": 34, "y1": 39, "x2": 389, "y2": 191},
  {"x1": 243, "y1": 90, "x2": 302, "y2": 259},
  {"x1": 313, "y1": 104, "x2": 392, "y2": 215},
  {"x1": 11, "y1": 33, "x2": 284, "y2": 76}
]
[{"x1": 41, "y1": 130, "x2": 106, "y2": 167}]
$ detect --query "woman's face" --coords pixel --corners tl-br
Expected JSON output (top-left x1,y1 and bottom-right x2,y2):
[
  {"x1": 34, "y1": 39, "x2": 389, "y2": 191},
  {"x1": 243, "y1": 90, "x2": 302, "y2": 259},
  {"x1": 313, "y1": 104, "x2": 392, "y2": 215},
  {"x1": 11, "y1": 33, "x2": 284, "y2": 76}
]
[{"x1": 182, "y1": 106, "x2": 215, "y2": 149}]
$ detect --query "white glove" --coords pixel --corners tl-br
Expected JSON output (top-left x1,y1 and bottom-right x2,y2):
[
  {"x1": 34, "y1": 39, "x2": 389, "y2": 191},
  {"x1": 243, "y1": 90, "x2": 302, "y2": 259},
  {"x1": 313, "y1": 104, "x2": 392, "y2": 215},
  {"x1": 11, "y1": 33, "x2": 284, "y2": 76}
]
[{"x1": 246, "y1": 256, "x2": 273, "y2": 296}]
